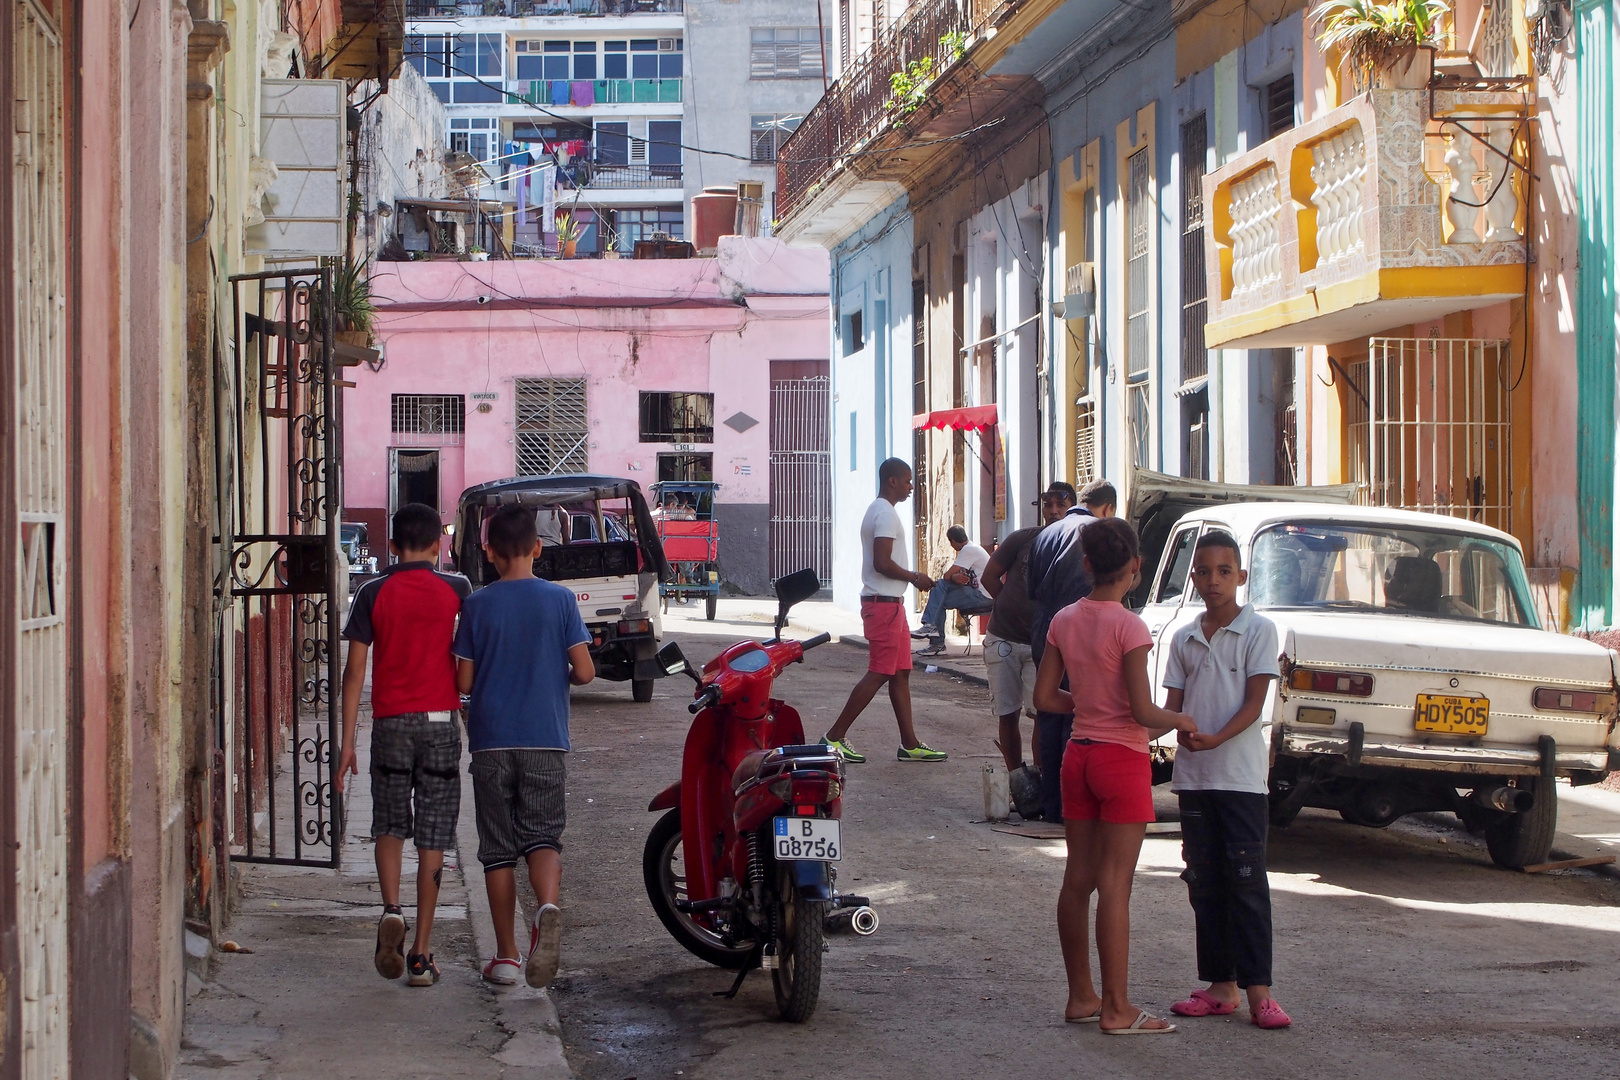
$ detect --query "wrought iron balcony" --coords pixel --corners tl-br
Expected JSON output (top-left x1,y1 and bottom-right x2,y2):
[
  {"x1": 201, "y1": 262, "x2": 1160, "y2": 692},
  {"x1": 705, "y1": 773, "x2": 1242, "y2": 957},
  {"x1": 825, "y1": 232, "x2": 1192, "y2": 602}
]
[
  {"x1": 775, "y1": 0, "x2": 1022, "y2": 226},
  {"x1": 559, "y1": 161, "x2": 682, "y2": 189},
  {"x1": 1201, "y1": 86, "x2": 1530, "y2": 350}
]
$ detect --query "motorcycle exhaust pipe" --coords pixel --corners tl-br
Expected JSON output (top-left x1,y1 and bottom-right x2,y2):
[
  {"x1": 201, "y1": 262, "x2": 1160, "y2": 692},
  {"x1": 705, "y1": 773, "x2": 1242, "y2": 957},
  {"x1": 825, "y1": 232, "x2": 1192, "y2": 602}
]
[
  {"x1": 849, "y1": 906, "x2": 879, "y2": 935},
  {"x1": 1474, "y1": 785, "x2": 1534, "y2": 813}
]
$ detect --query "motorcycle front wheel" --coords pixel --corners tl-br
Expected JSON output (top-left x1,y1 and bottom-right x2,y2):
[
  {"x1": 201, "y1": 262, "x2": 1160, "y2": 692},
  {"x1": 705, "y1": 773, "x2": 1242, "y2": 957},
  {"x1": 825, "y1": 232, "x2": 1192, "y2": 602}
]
[
  {"x1": 771, "y1": 866, "x2": 825, "y2": 1022},
  {"x1": 643, "y1": 808, "x2": 754, "y2": 970}
]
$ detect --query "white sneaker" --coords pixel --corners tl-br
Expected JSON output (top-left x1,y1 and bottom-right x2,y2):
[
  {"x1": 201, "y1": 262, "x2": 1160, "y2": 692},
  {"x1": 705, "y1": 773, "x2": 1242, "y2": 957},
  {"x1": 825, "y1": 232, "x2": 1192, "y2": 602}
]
[
  {"x1": 482, "y1": 956, "x2": 521, "y2": 986},
  {"x1": 526, "y1": 903, "x2": 562, "y2": 988}
]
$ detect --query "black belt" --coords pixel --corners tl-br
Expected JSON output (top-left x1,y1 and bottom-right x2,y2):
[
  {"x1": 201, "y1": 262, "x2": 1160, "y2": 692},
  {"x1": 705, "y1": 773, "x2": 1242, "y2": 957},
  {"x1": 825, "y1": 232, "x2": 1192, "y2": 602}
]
[{"x1": 861, "y1": 594, "x2": 904, "y2": 604}]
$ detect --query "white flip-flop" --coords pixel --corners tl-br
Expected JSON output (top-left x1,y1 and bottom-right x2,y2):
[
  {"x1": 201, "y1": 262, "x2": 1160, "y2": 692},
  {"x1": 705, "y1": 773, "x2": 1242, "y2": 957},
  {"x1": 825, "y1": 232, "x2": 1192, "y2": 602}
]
[{"x1": 1102, "y1": 1010, "x2": 1177, "y2": 1035}]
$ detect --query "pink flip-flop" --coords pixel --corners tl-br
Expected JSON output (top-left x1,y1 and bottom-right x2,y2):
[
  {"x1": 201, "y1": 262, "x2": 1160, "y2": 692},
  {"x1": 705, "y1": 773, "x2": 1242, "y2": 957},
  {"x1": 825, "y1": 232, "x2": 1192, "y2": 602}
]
[
  {"x1": 1251, "y1": 999, "x2": 1292, "y2": 1029},
  {"x1": 1171, "y1": 989, "x2": 1239, "y2": 1017}
]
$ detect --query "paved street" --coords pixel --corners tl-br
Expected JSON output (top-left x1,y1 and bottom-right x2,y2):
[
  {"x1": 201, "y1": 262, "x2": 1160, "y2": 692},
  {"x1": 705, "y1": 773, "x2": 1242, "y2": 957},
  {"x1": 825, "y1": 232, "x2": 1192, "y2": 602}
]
[{"x1": 180, "y1": 606, "x2": 1620, "y2": 1080}]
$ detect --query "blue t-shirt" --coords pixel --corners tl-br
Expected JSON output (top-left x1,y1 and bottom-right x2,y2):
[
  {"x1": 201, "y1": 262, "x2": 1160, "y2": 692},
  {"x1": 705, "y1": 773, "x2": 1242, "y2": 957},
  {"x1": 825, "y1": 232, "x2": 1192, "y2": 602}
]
[{"x1": 451, "y1": 577, "x2": 591, "y2": 753}]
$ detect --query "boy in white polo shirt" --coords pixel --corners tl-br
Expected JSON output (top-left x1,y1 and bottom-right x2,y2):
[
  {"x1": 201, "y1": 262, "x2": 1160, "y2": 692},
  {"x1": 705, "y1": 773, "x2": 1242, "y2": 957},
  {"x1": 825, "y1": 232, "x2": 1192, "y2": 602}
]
[{"x1": 1162, "y1": 531, "x2": 1291, "y2": 1031}]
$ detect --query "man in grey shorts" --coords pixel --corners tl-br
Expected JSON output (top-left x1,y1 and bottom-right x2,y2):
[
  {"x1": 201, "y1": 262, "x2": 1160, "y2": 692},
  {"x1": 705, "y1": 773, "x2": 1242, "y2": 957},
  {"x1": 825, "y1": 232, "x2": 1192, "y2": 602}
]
[{"x1": 454, "y1": 505, "x2": 595, "y2": 989}]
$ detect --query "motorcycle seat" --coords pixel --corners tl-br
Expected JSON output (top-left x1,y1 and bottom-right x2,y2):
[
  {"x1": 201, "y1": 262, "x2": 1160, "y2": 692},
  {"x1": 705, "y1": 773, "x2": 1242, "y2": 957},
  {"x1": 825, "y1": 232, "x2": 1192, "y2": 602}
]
[{"x1": 731, "y1": 745, "x2": 843, "y2": 794}]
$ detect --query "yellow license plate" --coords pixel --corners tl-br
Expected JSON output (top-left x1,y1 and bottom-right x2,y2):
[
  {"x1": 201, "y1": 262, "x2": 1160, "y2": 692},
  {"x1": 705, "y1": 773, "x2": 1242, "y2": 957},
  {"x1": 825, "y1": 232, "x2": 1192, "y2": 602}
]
[{"x1": 1414, "y1": 693, "x2": 1489, "y2": 736}]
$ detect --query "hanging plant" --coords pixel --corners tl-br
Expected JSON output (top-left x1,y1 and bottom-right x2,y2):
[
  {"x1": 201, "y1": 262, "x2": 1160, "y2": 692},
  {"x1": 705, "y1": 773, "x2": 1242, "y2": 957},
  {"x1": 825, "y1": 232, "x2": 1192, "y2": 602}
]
[{"x1": 330, "y1": 258, "x2": 375, "y2": 335}]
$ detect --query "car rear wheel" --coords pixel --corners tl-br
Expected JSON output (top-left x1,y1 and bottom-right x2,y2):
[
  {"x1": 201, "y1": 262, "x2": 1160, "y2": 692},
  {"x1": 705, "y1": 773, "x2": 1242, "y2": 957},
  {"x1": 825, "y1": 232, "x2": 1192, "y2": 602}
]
[{"x1": 1484, "y1": 778, "x2": 1557, "y2": 870}]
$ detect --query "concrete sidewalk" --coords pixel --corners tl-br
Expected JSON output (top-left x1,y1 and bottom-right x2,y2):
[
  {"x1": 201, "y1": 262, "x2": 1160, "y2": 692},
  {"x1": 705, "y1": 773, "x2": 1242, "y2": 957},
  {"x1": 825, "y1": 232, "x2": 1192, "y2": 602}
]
[{"x1": 178, "y1": 710, "x2": 571, "y2": 1079}]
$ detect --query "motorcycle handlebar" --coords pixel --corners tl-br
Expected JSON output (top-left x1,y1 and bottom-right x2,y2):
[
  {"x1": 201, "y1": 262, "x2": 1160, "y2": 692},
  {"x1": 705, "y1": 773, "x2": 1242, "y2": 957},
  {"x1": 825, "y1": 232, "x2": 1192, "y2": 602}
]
[
  {"x1": 799, "y1": 632, "x2": 832, "y2": 652},
  {"x1": 688, "y1": 684, "x2": 722, "y2": 714}
]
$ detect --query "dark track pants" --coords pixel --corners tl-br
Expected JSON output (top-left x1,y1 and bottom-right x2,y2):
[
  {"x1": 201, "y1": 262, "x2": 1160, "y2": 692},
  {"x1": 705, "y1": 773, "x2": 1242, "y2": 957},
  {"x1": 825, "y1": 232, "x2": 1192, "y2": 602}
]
[{"x1": 1178, "y1": 789, "x2": 1273, "y2": 988}]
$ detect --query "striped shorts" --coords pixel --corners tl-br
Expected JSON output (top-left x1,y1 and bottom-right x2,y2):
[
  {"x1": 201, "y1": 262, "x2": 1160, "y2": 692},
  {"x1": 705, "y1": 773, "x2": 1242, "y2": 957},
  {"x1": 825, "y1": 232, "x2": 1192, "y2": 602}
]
[
  {"x1": 370, "y1": 713, "x2": 463, "y2": 852},
  {"x1": 469, "y1": 749, "x2": 567, "y2": 870}
]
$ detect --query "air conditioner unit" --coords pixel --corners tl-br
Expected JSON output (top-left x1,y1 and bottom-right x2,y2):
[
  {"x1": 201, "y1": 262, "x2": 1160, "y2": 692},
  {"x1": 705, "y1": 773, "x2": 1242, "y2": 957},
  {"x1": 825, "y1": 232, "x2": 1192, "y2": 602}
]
[
  {"x1": 1062, "y1": 262, "x2": 1096, "y2": 320},
  {"x1": 658, "y1": 38, "x2": 676, "y2": 50}
]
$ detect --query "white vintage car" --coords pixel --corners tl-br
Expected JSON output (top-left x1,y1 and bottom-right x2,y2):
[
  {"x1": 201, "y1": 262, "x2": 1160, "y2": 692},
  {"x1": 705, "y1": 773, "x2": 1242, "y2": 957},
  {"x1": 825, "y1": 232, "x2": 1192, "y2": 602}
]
[{"x1": 1131, "y1": 473, "x2": 1620, "y2": 870}]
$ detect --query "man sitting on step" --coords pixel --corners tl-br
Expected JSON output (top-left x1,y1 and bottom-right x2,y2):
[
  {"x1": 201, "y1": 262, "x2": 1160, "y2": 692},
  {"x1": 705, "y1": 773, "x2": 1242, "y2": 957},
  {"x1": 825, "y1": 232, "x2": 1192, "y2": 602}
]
[{"x1": 913, "y1": 526, "x2": 995, "y2": 656}]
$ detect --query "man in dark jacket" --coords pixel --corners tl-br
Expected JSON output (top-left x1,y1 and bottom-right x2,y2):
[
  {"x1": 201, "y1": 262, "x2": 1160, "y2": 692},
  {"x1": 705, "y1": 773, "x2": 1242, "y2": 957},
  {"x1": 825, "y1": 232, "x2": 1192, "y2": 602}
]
[{"x1": 1026, "y1": 479, "x2": 1117, "y2": 822}]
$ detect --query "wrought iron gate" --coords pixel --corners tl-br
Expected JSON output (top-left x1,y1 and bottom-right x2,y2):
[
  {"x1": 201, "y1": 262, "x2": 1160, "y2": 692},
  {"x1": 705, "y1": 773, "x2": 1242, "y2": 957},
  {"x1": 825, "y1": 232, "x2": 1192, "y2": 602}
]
[
  {"x1": 217, "y1": 268, "x2": 344, "y2": 867},
  {"x1": 769, "y1": 368, "x2": 832, "y2": 585}
]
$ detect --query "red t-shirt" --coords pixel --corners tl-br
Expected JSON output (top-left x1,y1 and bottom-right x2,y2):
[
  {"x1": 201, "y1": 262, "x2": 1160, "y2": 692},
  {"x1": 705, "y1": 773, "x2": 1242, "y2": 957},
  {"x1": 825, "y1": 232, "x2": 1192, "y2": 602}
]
[
  {"x1": 1045, "y1": 597, "x2": 1155, "y2": 753},
  {"x1": 342, "y1": 562, "x2": 471, "y2": 718}
]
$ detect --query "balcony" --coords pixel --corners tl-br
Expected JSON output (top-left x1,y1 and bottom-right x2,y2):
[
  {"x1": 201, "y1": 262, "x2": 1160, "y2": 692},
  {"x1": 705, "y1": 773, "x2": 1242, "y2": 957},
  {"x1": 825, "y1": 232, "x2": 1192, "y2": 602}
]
[
  {"x1": 1201, "y1": 87, "x2": 1530, "y2": 351},
  {"x1": 558, "y1": 161, "x2": 681, "y2": 189},
  {"x1": 406, "y1": 0, "x2": 680, "y2": 17},
  {"x1": 774, "y1": 0, "x2": 1031, "y2": 239},
  {"x1": 508, "y1": 77, "x2": 682, "y2": 105}
]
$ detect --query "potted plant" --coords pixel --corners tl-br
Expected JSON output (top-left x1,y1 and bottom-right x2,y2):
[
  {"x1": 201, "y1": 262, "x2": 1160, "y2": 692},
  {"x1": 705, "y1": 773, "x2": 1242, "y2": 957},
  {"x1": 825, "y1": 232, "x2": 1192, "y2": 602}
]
[
  {"x1": 555, "y1": 212, "x2": 583, "y2": 258},
  {"x1": 467, "y1": 244, "x2": 489, "y2": 262},
  {"x1": 1315, "y1": 0, "x2": 1449, "y2": 90},
  {"x1": 329, "y1": 258, "x2": 374, "y2": 346}
]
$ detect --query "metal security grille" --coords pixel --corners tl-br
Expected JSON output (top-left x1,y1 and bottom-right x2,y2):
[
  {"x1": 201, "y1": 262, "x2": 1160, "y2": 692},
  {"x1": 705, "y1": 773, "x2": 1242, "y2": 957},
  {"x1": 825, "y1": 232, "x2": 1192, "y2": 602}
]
[
  {"x1": 769, "y1": 373, "x2": 832, "y2": 584},
  {"x1": 11, "y1": 0, "x2": 70, "y2": 1066},
  {"x1": 1357, "y1": 338, "x2": 1513, "y2": 532},
  {"x1": 222, "y1": 268, "x2": 344, "y2": 869},
  {"x1": 390, "y1": 394, "x2": 465, "y2": 446},
  {"x1": 1075, "y1": 398, "x2": 1097, "y2": 483},
  {"x1": 515, "y1": 378, "x2": 588, "y2": 475},
  {"x1": 1180, "y1": 114, "x2": 1209, "y2": 384}
]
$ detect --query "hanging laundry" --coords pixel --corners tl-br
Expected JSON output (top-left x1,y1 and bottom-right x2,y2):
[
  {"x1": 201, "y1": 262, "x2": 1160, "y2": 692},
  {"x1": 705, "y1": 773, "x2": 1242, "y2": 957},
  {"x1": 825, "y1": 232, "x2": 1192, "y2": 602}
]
[{"x1": 570, "y1": 81, "x2": 595, "y2": 107}]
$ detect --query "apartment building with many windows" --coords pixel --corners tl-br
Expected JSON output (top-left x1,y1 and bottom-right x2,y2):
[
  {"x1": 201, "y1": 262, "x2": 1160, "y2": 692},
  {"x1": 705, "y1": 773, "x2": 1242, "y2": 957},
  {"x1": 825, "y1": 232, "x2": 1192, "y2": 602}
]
[{"x1": 407, "y1": 2, "x2": 689, "y2": 255}]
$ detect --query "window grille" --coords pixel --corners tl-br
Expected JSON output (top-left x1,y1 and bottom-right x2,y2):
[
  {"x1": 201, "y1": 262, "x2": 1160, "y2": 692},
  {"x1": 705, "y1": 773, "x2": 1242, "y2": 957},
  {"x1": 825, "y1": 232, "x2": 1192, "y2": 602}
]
[
  {"x1": 639, "y1": 391, "x2": 715, "y2": 442},
  {"x1": 515, "y1": 378, "x2": 589, "y2": 475},
  {"x1": 1125, "y1": 146, "x2": 1153, "y2": 471},
  {"x1": 391, "y1": 395, "x2": 465, "y2": 446},
  {"x1": 1180, "y1": 114, "x2": 1209, "y2": 385},
  {"x1": 1075, "y1": 398, "x2": 1097, "y2": 483},
  {"x1": 1265, "y1": 74, "x2": 1295, "y2": 139},
  {"x1": 750, "y1": 27, "x2": 829, "y2": 79},
  {"x1": 1359, "y1": 338, "x2": 1513, "y2": 532}
]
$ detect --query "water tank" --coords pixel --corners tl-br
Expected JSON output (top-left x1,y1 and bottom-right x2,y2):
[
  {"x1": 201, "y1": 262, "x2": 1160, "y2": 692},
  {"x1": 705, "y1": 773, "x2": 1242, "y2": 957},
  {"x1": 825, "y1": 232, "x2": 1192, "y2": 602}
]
[{"x1": 691, "y1": 186, "x2": 738, "y2": 255}]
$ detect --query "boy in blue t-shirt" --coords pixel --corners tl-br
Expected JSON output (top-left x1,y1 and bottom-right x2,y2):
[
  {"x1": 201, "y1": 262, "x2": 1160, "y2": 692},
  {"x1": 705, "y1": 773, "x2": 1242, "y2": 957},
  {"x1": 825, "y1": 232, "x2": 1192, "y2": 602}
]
[{"x1": 453, "y1": 504, "x2": 593, "y2": 988}]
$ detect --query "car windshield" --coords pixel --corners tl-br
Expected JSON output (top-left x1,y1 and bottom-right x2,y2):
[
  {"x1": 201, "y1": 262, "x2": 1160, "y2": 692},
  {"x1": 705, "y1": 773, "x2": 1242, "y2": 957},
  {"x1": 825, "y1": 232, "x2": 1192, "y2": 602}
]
[{"x1": 1249, "y1": 522, "x2": 1536, "y2": 627}]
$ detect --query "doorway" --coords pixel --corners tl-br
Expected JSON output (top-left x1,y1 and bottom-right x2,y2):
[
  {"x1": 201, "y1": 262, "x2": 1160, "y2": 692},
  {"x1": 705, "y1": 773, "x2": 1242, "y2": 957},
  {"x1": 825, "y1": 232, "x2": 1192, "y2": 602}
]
[
  {"x1": 388, "y1": 449, "x2": 440, "y2": 563},
  {"x1": 657, "y1": 452, "x2": 713, "y2": 482}
]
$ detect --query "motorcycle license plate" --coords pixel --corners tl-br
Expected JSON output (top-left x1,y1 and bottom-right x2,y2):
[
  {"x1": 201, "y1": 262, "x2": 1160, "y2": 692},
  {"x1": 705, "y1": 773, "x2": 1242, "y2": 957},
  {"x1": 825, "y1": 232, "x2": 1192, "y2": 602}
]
[
  {"x1": 773, "y1": 817, "x2": 842, "y2": 862},
  {"x1": 1413, "y1": 692, "x2": 1489, "y2": 736}
]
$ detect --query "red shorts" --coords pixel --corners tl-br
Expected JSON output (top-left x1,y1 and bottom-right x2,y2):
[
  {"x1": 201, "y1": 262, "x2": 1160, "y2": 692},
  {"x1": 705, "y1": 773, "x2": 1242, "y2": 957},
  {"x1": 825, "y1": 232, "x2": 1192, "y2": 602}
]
[
  {"x1": 1061, "y1": 740, "x2": 1155, "y2": 823},
  {"x1": 861, "y1": 598, "x2": 912, "y2": 676}
]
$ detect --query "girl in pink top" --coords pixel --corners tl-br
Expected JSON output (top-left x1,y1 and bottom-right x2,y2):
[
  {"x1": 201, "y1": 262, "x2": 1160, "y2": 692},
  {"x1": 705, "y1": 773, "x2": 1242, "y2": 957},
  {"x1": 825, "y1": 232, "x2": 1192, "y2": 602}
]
[{"x1": 1033, "y1": 517, "x2": 1195, "y2": 1035}]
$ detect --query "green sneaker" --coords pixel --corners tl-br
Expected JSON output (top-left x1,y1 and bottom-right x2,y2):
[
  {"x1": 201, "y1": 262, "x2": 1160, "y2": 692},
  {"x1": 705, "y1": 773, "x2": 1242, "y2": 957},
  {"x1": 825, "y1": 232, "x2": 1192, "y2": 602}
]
[
  {"x1": 820, "y1": 736, "x2": 866, "y2": 764},
  {"x1": 896, "y1": 743, "x2": 948, "y2": 762}
]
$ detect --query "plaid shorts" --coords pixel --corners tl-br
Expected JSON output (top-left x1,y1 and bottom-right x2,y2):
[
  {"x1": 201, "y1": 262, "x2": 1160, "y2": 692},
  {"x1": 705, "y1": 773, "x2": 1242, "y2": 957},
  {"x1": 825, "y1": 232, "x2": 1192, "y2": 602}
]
[
  {"x1": 469, "y1": 749, "x2": 567, "y2": 870},
  {"x1": 370, "y1": 713, "x2": 463, "y2": 851}
]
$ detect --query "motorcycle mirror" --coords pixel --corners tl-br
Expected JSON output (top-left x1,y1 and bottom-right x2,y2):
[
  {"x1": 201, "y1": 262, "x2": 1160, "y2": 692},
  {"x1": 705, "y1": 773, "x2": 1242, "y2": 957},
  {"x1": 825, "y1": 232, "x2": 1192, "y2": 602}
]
[{"x1": 655, "y1": 641, "x2": 695, "y2": 680}]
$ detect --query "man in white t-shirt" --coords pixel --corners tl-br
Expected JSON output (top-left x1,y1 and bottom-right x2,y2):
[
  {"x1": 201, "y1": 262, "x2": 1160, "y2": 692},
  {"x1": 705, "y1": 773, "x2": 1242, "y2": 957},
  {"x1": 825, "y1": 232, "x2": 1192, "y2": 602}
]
[
  {"x1": 913, "y1": 525, "x2": 994, "y2": 656},
  {"x1": 819, "y1": 458, "x2": 949, "y2": 764}
]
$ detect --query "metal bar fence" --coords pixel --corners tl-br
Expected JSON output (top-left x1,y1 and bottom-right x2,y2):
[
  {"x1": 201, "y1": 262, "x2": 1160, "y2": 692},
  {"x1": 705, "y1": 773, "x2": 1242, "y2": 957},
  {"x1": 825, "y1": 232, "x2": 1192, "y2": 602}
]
[{"x1": 769, "y1": 375, "x2": 833, "y2": 585}]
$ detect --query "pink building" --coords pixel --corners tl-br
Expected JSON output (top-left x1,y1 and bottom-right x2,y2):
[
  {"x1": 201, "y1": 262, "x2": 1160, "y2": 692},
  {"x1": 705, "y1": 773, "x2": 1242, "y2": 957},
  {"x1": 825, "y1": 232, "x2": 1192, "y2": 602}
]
[{"x1": 349, "y1": 236, "x2": 831, "y2": 593}]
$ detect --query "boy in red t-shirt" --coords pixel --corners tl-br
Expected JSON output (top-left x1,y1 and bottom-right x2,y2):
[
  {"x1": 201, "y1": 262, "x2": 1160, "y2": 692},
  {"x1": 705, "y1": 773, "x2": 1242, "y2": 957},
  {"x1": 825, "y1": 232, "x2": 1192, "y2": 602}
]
[{"x1": 337, "y1": 503, "x2": 470, "y2": 986}]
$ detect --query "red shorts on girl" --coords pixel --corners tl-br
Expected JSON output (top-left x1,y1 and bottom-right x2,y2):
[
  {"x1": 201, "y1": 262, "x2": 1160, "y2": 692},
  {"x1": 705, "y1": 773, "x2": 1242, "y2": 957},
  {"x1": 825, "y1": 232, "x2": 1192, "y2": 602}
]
[{"x1": 1061, "y1": 739, "x2": 1155, "y2": 823}]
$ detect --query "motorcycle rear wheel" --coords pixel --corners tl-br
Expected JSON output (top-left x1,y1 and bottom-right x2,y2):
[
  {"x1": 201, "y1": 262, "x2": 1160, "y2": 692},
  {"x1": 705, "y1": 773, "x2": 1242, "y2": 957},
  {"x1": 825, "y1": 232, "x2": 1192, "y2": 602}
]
[
  {"x1": 771, "y1": 867, "x2": 825, "y2": 1022},
  {"x1": 643, "y1": 808, "x2": 754, "y2": 970}
]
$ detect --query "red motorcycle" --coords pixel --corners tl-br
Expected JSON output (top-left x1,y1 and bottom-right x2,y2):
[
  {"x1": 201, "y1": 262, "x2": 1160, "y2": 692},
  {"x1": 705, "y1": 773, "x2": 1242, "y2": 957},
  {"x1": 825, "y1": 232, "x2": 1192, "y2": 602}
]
[{"x1": 643, "y1": 570, "x2": 876, "y2": 1022}]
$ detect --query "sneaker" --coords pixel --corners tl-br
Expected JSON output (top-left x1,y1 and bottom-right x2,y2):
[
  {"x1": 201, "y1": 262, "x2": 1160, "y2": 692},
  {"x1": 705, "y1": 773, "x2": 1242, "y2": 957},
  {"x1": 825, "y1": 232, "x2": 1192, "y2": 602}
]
[
  {"x1": 406, "y1": 952, "x2": 440, "y2": 987},
  {"x1": 482, "y1": 956, "x2": 521, "y2": 986},
  {"x1": 526, "y1": 902, "x2": 563, "y2": 988},
  {"x1": 897, "y1": 743, "x2": 948, "y2": 762},
  {"x1": 374, "y1": 906, "x2": 407, "y2": 980},
  {"x1": 910, "y1": 624, "x2": 940, "y2": 640},
  {"x1": 819, "y1": 735, "x2": 866, "y2": 764},
  {"x1": 915, "y1": 642, "x2": 946, "y2": 657}
]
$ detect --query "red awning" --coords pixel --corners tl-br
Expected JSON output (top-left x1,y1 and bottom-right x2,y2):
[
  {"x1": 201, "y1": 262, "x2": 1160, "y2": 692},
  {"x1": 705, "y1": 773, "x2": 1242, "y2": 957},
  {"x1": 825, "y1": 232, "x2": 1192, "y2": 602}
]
[{"x1": 912, "y1": 405, "x2": 998, "y2": 433}]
